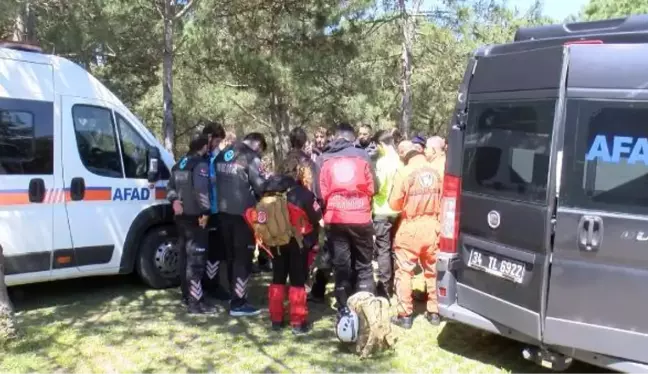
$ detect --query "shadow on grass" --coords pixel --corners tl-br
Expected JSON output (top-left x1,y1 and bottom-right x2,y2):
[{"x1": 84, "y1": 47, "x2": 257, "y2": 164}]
[
  {"x1": 4, "y1": 274, "x2": 391, "y2": 373},
  {"x1": 437, "y1": 321, "x2": 611, "y2": 373}
]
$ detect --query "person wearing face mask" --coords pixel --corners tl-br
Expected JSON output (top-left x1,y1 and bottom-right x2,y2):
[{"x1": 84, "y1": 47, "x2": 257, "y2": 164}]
[
  {"x1": 200, "y1": 122, "x2": 231, "y2": 302},
  {"x1": 214, "y1": 132, "x2": 268, "y2": 317}
]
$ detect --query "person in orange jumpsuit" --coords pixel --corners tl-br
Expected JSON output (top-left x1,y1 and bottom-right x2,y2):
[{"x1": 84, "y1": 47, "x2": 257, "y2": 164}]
[{"x1": 389, "y1": 139, "x2": 443, "y2": 329}]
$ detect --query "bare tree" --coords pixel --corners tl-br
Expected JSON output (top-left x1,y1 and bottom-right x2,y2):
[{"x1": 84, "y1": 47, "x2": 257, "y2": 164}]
[{"x1": 156, "y1": 0, "x2": 198, "y2": 155}]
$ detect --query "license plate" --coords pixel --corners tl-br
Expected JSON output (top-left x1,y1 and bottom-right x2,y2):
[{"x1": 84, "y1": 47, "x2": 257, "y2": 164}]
[{"x1": 468, "y1": 249, "x2": 526, "y2": 284}]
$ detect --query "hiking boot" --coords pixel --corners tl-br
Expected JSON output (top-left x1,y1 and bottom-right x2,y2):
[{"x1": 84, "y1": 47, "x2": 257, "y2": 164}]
[
  {"x1": 230, "y1": 303, "x2": 262, "y2": 317},
  {"x1": 425, "y1": 312, "x2": 441, "y2": 326},
  {"x1": 391, "y1": 314, "x2": 413, "y2": 329},
  {"x1": 188, "y1": 302, "x2": 219, "y2": 315},
  {"x1": 207, "y1": 287, "x2": 231, "y2": 301},
  {"x1": 291, "y1": 322, "x2": 311, "y2": 336},
  {"x1": 271, "y1": 321, "x2": 285, "y2": 331},
  {"x1": 181, "y1": 296, "x2": 189, "y2": 306}
]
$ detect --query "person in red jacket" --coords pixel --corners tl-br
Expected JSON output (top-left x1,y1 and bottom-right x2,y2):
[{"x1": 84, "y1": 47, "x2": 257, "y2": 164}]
[
  {"x1": 313, "y1": 122, "x2": 379, "y2": 317},
  {"x1": 245, "y1": 174, "x2": 322, "y2": 335}
]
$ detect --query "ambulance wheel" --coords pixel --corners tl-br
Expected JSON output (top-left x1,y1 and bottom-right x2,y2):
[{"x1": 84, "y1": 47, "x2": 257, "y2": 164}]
[{"x1": 136, "y1": 225, "x2": 181, "y2": 289}]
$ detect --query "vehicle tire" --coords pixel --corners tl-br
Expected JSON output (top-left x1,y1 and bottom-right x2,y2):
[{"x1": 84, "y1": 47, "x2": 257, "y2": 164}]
[{"x1": 136, "y1": 224, "x2": 181, "y2": 289}]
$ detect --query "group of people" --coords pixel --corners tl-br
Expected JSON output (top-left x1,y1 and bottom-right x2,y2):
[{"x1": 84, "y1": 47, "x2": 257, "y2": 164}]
[{"x1": 166, "y1": 120, "x2": 447, "y2": 338}]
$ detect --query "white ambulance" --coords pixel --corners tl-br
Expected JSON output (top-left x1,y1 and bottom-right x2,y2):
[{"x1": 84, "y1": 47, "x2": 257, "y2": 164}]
[{"x1": 0, "y1": 42, "x2": 180, "y2": 289}]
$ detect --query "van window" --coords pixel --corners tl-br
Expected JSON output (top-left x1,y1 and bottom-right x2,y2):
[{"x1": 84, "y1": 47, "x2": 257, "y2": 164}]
[
  {"x1": 462, "y1": 100, "x2": 555, "y2": 203},
  {"x1": 72, "y1": 105, "x2": 123, "y2": 178},
  {"x1": 116, "y1": 114, "x2": 148, "y2": 179},
  {"x1": 562, "y1": 100, "x2": 648, "y2": 214},
  {"x1": 0, "y1": 98, "x2": 53, "y2": 175}
]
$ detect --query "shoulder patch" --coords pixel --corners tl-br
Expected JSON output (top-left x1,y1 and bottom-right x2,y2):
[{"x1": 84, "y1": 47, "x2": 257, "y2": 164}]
[
  {"x1": 199, "y1": 166, "x2": 209, "y2": 177},
  {"x1": 224, "y1": 149, "x2": 235, "y2": 162}
]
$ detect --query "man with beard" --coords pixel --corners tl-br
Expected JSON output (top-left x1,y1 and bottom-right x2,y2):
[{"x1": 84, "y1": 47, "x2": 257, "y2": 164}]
[
  {"x1": 355, "y1": 123, "x2": 379, "y2": 163},
  {"x1": 215, "y1": 132, "x2": 267, "y2": 317}
]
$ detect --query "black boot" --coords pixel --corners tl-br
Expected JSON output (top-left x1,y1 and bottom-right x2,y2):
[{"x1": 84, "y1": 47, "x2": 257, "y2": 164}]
[
  {"x1": 391, "y1": 314, "x2": 413, "y2": 329},
  {"x1": 271, "y1": 321, "x2": 285, "y2": 331},
  {"x1": 291, "y1": 322, "x2": 311, "y2": 336},
  {"x1": 425, "y1": 312, "x2": 441, "y2": 326},
  {"x1": 188, "y1": 300, "x2": 219, "y2": 315}
]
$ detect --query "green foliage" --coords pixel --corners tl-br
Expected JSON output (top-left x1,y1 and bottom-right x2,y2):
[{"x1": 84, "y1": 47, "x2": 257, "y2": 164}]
[
  {"x1": 581, "y1": 0, "x2": 648, "y2": 20},
  {"x1": 1, "y1": 0, "x2": 567, "y2": 156}
]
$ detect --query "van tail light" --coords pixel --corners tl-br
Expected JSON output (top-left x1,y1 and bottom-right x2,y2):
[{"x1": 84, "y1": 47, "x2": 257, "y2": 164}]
[
  {"x1": 440, "y1": 174, "x2": 461, "y2": 253},
  {"x1": 564, "y1": 39, "x2": 603, "y2": 45}
]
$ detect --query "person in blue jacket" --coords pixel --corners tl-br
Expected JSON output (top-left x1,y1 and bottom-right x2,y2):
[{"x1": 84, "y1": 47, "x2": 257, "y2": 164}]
[{"x1": 201, "y1": 122, "x2": 231, "y2": 301}]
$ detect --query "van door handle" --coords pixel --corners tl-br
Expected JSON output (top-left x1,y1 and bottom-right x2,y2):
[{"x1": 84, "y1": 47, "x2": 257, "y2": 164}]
[
  {"x1": 577, "y1": 215, "x2": 603, "y2": 252},
  {"x1": 28, "y1": 178, "x2": 46, "y2": 203},
  {"x1": 70, "y1": 177, "x2": 85, "y2": 201}
]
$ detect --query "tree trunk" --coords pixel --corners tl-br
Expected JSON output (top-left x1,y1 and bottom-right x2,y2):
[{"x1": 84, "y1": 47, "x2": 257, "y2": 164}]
[
  {"x1": 12, "y1": 0, "x2": 36, "y2": 43},
  {"x1": 0, "y1": 245, "x2": 17, "y2": 343},
  {"x1": 269, "y1": 92, "x2": 291, "y2": 166},
  {"x1": 399, "y1": 0, "x2": 414, "y2": 138},
  {"x1": 162, "y1": 1, "x2": 175, "y2": 155}
]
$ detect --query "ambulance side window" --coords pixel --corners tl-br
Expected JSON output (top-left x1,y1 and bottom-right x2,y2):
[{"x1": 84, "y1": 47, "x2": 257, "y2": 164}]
[
  {"x1": 0, "y1": 98, "x2": 53, "y2": 175},
  {"x1": 116, "y1": 114, "x2": 148, "y2": 179},
  {"x1": 562, "y1": 100, "x2": 648, "y2": 215},
  {"x1": 72, "y1": 105, "x2": 124, "y2": 178}
]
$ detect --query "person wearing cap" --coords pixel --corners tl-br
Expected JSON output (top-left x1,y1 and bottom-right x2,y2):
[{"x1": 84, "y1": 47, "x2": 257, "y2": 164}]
[
  {"x1": 214, "y1": 132, "x2": 268, "y2": 317},
  {"x1": 167, "y1": 132, "x2": 218, "y2": 315},
  {"x1": 389, "y1": 139, "x2": 443, "y2": 329},
  {"x1": 200, "y1": 122, "x2": 231, "y2": 302}
]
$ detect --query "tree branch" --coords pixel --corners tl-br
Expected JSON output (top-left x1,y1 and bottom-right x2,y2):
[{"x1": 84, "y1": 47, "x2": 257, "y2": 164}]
[
  {"x1": 175, "y1": 0, "x2": 197, "y2": 19},
  {"x1": 228, "y1": 97, "x2": 273, "y2": 129}
]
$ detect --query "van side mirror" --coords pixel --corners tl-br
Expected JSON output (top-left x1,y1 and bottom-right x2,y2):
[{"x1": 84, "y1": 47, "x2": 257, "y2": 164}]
[{"x1": 147, "y1": 146, "x2": 161, "y2": 183}]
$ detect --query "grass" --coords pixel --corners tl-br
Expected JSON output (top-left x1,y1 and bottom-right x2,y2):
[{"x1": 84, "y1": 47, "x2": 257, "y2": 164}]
[{"x1": 0, "y1": 274, "x2": 607, "y2": 373}]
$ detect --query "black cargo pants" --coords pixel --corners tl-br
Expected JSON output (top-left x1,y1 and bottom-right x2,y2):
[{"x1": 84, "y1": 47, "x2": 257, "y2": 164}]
[
  {"x1": 176, "y1": 215, "x2": 208, "y2": 306},
  {"x1": 218, "y1": 212, "x2": 255, "y2": 308},
  {"x1": 328, "y1": 223, "x2": 376, "y2": 310},
  {"x1": 203, "y1": 213, "x2": 227, "y2": 293}
]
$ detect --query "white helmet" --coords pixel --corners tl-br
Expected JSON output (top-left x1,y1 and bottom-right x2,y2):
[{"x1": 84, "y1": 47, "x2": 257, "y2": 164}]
[{"x1": 336, "y1": 310, "x2": 359, "y2": 343}]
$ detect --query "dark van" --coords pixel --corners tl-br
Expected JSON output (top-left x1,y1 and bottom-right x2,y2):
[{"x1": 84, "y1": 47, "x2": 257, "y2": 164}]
[{"x1": 437, "y1": 15, "x2": 648, "y2": 372}]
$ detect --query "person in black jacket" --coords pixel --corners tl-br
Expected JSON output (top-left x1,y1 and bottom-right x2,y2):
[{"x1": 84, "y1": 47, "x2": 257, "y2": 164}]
[
  {"x1": 214, "y1": 132, "x2": 267, "y2": 317},
  {"x1": 167, "y1": 133, "x2": 218, "y2": 315},
  {"x1": 246, "y1": 174, "x2": 322, "y2": 335}
]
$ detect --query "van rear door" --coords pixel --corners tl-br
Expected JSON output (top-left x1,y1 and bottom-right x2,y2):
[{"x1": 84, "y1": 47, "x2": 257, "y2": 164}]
[
  {"x1": 455, "y1": 46, "x2": 566, "y2": 340},
  {"x1": 544, "y1": 44, "x2": 648, "y2": 364}
]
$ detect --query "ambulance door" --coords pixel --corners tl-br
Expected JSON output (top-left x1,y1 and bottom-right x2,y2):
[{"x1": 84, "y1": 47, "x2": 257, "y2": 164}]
[{"x1": 61, "y1": 96, "x2": 152, "y2": 274}]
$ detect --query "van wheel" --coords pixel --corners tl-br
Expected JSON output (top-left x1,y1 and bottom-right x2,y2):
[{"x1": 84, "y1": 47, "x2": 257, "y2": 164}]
[{"x1": 136, "y1": 225, "x2": 180, "y2": 289}]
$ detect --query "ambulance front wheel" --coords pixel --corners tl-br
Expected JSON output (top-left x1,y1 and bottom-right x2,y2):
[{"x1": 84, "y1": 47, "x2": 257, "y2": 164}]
[{"x1": 136, "y1": 225, "x2": 181, "y2": 289}]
